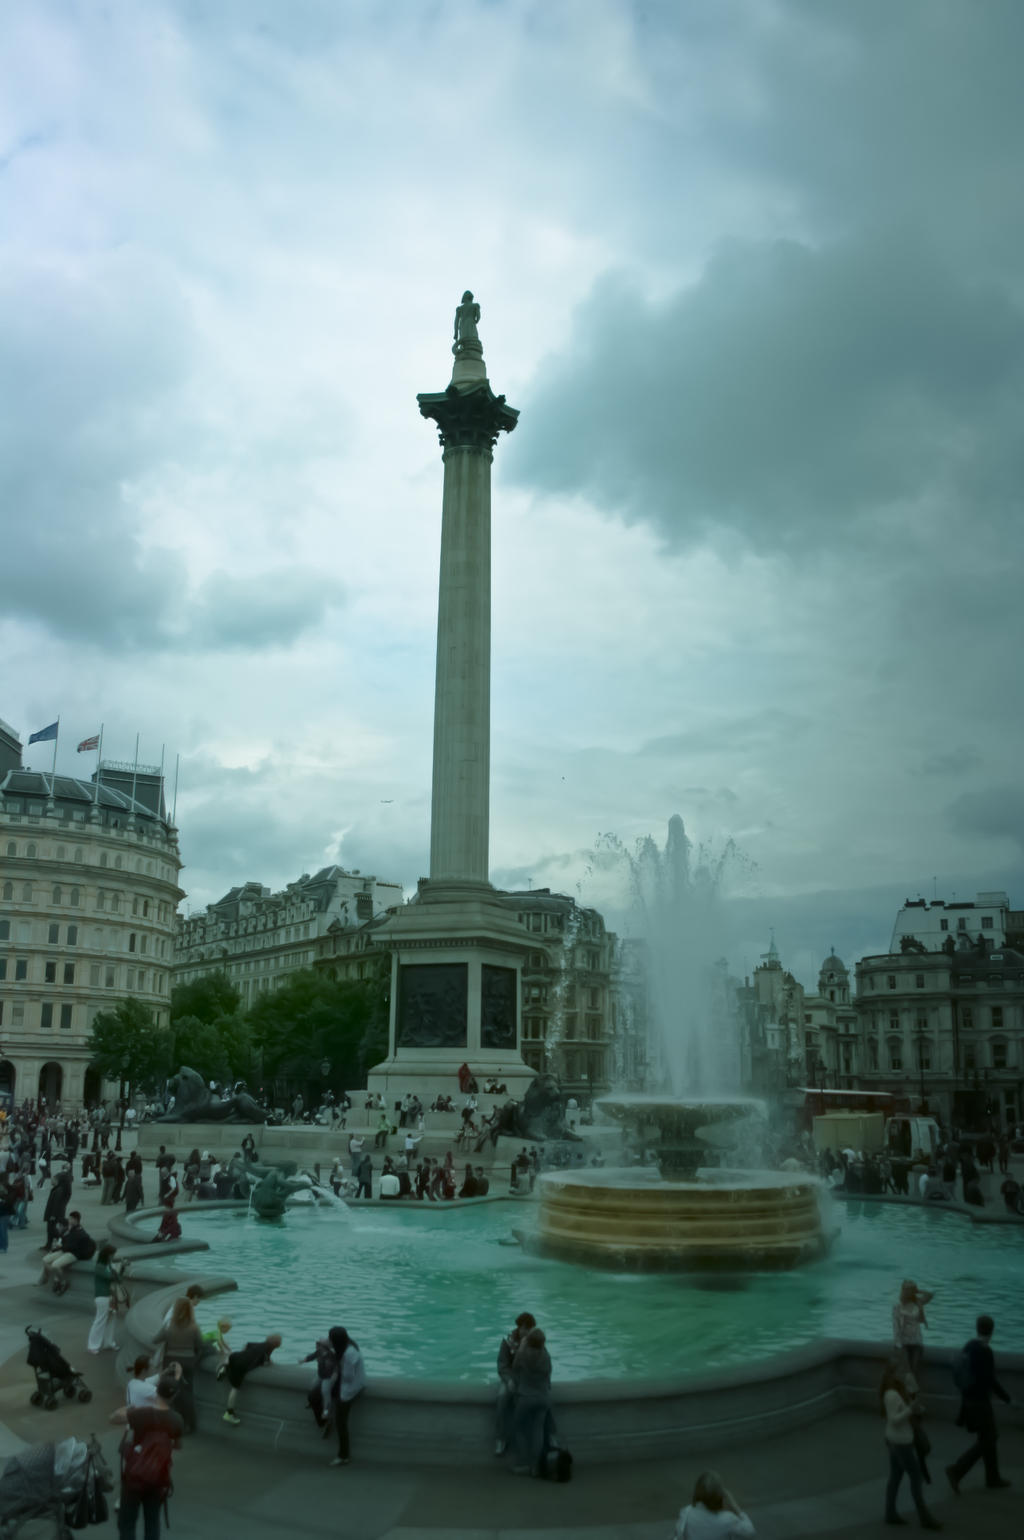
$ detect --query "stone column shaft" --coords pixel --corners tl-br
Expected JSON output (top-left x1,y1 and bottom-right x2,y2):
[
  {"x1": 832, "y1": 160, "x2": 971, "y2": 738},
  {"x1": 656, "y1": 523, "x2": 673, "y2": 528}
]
[{"x1": 429, "y1": 445, "x2": 492, "y2": 883}]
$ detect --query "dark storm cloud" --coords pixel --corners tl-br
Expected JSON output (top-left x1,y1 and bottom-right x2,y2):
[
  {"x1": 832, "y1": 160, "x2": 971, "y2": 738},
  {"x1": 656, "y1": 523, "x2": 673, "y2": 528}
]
[
  {"x1": 511, "y1": 236, "x2": 1024, "y2": 553},
  {"x1": 946, "y1": 788, "x2": 1024, "y2": 860},
  {"x1": 0, "y1": 256, "x2": 342, "y2": 651}
]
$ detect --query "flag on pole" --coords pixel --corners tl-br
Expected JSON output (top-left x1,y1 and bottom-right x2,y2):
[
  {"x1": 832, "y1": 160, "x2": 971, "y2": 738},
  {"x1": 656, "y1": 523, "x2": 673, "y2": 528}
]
[
  {"x1": 28, "y1": 722, "x2": 59, "y2": 745},
  {"x1": 77, "y1": 734, "x2": 100, "y2": 752}
]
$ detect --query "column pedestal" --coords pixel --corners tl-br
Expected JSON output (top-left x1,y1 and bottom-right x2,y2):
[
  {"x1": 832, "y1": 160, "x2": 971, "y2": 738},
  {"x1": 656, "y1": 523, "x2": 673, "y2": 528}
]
[{"x1": 367, "y1": 881, "x2": 534, "y2": 1104}]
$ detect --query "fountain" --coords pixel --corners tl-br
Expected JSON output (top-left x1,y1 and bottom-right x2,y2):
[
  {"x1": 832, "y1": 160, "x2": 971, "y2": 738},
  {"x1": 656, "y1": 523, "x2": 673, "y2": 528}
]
[
  {"x1": 534, "y1": 1095, "x2": 828, "y2": 1271},
  {"x1": 533, "y1": 820, "x2": 829, "y2": 1271}
]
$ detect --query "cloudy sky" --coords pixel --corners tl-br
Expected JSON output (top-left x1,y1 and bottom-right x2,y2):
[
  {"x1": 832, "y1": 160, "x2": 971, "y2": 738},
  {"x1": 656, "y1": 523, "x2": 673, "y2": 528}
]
[{"x1": 4, "y1": 0, "x2": 1023, "y2": 990}]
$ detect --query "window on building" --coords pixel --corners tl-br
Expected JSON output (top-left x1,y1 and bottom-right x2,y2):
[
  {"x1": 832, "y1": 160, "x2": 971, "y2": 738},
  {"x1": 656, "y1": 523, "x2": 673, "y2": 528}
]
[
  {"x1": 52, "y1": 885, "x2": 62, "y2": 904},
  {"x1": 915, "y1": 1011, "x2": 928, "y2": 1033},
  {"x1": 992, "y1": 1038, "x2": 1008, "y2": 1070},
  {"x1": 961, "y1": 1006, "x2": 974, "y2": 1030},
  {"x1": 915, "y1": 974, "x2": 925, "y2": 989},
  {"x1": 56, "y1": 845, "x2": 65, "y2": 860},
  {"x1": 132, "y1": 896, "x2": 139, "y2": 916},
  {"x1": 940, "y1": 919, "x2": 949, "y2": 931},
  {"x1": 140, "y1": 934, "x2": 147, "y2": 954},
  {"x1": 982, "y1": 916, "x2": 994, "y2": 930},
  {"x1": 47, "y1": 923, "x2": 59, "y2": 944},
  {"x1": 67, "y1": 925, "x2": 78, "y2": 946},
  {"x1": 70, "y1": 887, "x2": 80, "y2": 906},
  {"x1": 63, "y1": 962, "x2": 75, "y2": 984},
  {"x1": 15, "y1": 958, "x2": 28, "y2": 981},
  {"x1": 868, "y1": 975, "x2": 876, "y2": 989},
  {"x1": 114, "y1": 854, "x2": 122, "y2": 869},
  {"x1": 90, "y1": 964, "x2": 100, "y2": 986},
  {"x1": 916, "y1": 1038, "x2": 932, "y2": 1071},
  {"x1": 1, "y1": 882, "x2": 11, "y2": 901},
  {"x1": 44, "y1": 961, "x2": 57, "y2": 983},
  {"x1": 964, "y1": 1045, "x2": 977, "y2": 1072},
  {"x1": 12, "y1": 1004, "x2": 24, "y2": 1025},
  {"x1": 0, "y1": 921, "x2": 7, "y2": 941},
  {"x1": 110, "y1": 894, "x2": 119, "y2": 913},
  {"x1": 41, "y1": 1003, "x2": 53, "y2": 1029},
  {"x1": 60, "y1": 1003, "x2": 72, "y2": 1029},
  {"x1": 0, "y1": 958, "x2": 6, "y2": 979},
  {"x1": 21, "y1": 883, "x2": 31, "y2": 900},
  {"x1": 104, "y1": 967, "x2": 115, "y2": 988},
  {"x1": 5, "y1": 841, "x2": 14, "y2": 857},
  {"x1": 26, "y1": 843, "x2": 35, "y2": 857},
  {"x1": 991, "y1": 1006, "x2": 1004, "y2": 1029},
  {"x1": 957, "y1": 918, "x2": 967, "y2": 931},
  {"x1": 888, "y1": 1039, "x2": 903, "y2": 1070},
  {"x1": 887, "y1": 975, "x2": 896, "y2": 990},
  {"x1": 126, "y1": 969, "x2": 135, "y2": 989},
  {"x1": 868, "y1": 1039, "x2": 879, "y2": 1070},
  {"x1": 128, "y1": 933, "x2": 136, "y2": 952},
  {"x1": 143, "y1": 900, "x2": 149, "y2": 918},
  {"x1": 889, "y1": 1011, "x2": 899, "y2": 1032}
]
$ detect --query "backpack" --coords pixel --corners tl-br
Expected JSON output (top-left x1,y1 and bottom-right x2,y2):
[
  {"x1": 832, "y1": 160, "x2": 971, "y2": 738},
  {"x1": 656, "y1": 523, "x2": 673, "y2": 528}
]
[
  {"x1": 952, "y1": 1349, "x2": 974, "y2": 1393},
  {"x1": 122, "y1": 1426, "x2": 175, "y2": 1499},
  {"x1": 315, "y1": 1342, "x2": 339, "y2": 1381}
]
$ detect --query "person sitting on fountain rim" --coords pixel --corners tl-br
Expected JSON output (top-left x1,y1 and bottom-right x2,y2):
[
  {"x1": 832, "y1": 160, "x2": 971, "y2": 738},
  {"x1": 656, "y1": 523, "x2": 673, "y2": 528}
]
[{"x1": 672, "y1": 1471, "x2": 755, "y2": 1540}]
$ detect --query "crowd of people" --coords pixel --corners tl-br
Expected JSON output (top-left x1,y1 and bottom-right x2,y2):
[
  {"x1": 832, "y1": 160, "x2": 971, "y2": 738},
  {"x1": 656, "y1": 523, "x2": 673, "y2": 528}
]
[{"x1": 817, "y1": 1129, "x2": 1021, "y2": 1210}]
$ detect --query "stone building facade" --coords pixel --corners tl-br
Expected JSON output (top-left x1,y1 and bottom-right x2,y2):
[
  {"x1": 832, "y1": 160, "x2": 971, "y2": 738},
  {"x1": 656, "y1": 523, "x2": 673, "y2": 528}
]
[
  {"x1": 174, "y1": 866, "x2": 403, "y2": 1006},
  {"x1": 853, "y1": 902, "x2": 1024, "y2": 1129},
  {"x1": 0, "y1": 721, "x2": 182, "y2": 1110},
  {"x1": 506, "y1": 890, "x2": 616, "y2": 1098}
]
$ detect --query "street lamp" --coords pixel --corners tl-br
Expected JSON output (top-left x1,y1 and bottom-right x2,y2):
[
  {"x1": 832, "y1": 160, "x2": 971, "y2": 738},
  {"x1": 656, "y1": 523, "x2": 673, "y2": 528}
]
[{"x1": 914, "y1": 1025, "x2": 927, "y2": 1113}]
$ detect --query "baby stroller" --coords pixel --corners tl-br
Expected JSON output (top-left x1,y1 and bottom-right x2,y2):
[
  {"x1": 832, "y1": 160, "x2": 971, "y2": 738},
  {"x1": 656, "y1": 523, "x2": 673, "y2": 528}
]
[
  {"x1": 25, "y1": 1328, "x2": 91, "y2": 1411},
  {"x1": 0, "y1": 1433, "x2": 111, "y2": 1538}
]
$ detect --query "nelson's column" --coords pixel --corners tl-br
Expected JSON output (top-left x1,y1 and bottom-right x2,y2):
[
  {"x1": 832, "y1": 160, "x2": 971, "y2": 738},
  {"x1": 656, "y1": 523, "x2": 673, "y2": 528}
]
[{"x1": 368, "y1": 294, "x2": 535, "y2": 1101}]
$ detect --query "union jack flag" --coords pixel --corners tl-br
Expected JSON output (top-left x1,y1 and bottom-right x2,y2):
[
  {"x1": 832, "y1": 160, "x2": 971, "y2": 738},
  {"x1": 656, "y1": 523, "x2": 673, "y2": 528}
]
[{"x1": 77, "y1": 734, "x2": 100, "y2": 752}]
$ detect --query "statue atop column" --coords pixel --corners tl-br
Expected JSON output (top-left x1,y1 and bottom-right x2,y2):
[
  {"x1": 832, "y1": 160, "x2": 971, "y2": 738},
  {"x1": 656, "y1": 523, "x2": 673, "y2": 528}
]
[{"x1": 453, "y1": 290, "x2": 482, "y2": 354}]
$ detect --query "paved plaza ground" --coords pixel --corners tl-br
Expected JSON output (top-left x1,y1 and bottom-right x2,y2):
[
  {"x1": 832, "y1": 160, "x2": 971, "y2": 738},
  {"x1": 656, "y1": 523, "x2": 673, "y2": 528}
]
[{"x1": 1, "y1": 1143, "x2": 1021, "y2": 1540}]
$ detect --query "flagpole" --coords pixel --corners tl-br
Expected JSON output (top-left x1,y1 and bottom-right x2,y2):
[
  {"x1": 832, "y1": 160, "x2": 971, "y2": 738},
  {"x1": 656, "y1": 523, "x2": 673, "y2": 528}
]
[
  {"x1": 49, "y1": 717, "x2": 60, "y2": 796},
  {"x1": 172, "y1": 753, "x2": 180, "y2": 825},
  {"x1": 93, "y1": 724, "x2": 104, "y2": 806},
  {"x1": 159, "y1": 743, "x2": 165, "y2": 818},
  {"x1": 130, "y1": 733, "x2": 140, "y2": 809}
]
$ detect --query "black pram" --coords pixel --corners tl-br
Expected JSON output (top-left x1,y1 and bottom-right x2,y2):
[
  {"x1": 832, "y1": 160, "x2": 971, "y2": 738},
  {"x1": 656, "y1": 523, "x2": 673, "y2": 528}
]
[
  {"x1": 0, "y1": 1433, "x2": 111, "y2": 1538},
  {"x1": 24, "y1": 1328, "x2": 91, "y2": 1411}
]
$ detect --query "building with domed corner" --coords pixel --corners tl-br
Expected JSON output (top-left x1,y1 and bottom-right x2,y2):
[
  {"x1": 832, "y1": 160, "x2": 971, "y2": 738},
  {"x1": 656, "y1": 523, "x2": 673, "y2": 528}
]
[{"x1": 0, "y1": 717, "x2": 183, "y2": 1112}]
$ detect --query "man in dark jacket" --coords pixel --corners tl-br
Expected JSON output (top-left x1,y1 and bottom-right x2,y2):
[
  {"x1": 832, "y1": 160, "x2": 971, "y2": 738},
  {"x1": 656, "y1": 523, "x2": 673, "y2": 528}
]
[
  {"x1": 42, "y1": 1169, "x2": 72, "y2": 1248},
  {"x1": 946, "y1": 1314, "x2": 1013, "y2": 1492},
  {"x1": 37, "y1": 1210, "x2": 95, "y2": 1291}
]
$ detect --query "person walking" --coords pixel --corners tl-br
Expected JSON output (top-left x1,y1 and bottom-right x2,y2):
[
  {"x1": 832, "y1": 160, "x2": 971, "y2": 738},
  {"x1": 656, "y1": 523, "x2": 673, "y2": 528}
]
[
  {"x1": 946, "y1": 1314, "x2": 1013, "y2": 1493},
  {"x1": 328, "y1": 1326, "x2": 366, "y2": 1466},
  {"x1": 672, "y1": 1471, "x2": 755, "y2": 1539},
  {"x1": 880, "y1": 1359, "x2": 941, "y2": 1528},
  {"x1": 892, "y1": 1280, "x2": 934, "y2": 1375}
]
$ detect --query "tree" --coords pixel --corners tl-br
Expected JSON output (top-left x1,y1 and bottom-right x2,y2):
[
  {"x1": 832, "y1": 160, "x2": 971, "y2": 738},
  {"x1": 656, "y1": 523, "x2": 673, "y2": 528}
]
[
  {"x1": 88, "y1": 998, "x2": 170, "y2": 1100},
  {"x1": 168, "y1": 970, "x2": 254, "y2": 1085},
  {"x1": 247, "y1": 968, "x2": 386, "y2": 1098},
  {"x1": 170, "y1": 970, "x2": 240, "y2": 1024}
]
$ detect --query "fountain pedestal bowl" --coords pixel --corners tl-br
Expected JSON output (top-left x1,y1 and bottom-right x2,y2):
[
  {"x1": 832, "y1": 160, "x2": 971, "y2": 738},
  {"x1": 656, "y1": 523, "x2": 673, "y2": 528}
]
[{"x1": 533, "y1": 1096, "x2": 828, "y2": 1272}]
